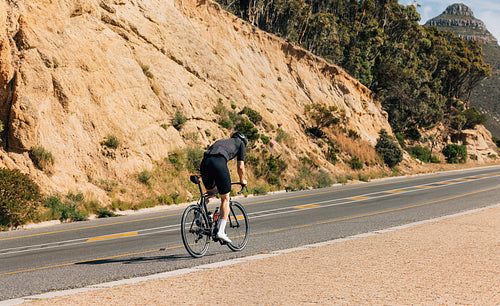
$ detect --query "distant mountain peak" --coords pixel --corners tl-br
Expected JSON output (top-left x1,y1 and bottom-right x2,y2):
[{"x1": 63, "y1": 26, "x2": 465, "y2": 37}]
[
  {"x1": 444, "y1": 3, "x2": 475, "y2": 17},
  {"x1": 425, "y1": 3, "x2": 497, "y2": 45}
]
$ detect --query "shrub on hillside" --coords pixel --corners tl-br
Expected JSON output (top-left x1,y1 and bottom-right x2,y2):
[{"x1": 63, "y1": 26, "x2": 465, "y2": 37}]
[
  {"x1": 451, "y1": 114, "x2": 467, "y2": 131},
  {"x1": 29, "y1": 146, "x2": 55, "y2": 173},
  {"x1": 239, "y1": 106, "x2": 262, "y2": 125},
  {"x1": 407, "y1": 145, "x2": 431, "y2": 162},
  {"x1": 43, "y1": 194, "x2": 88, "y2": 222},
  {"x1": 235, "y1": 118, "x2": 259, "y2": 142},
  {"x1": 348, "y1": 156, "x2": 363, "y2": 170},
  {"x1": 172, "y1": 112, "x2": 187, "y2": 130},
  {"x1": 404, "y1": 126, "x2": 421, "y2": 142},
  {"x1": 442, "y1": 144, "x2": 467, "y2": 164},
  {"x1": 375, "y1": 129, "x2": 403, "y2": 168},
  {"x1": 463, "y1": 107, "x2": 487, "y2": 129},
  {"x1": 186, "y1": 147, "x2": 204, "y2": 172},
  {"x1": 100, "y1": 135, "x2": 119, "y2": 149},
  {"x1": 138, "y1": 170, "x2": 153, "y2": 186},
  {"x1": 0, "y1": 168, "x2": 41, "y2": 229},
  {"x1": 493, "y1": 136, "x2": 500, "y2": 148}
]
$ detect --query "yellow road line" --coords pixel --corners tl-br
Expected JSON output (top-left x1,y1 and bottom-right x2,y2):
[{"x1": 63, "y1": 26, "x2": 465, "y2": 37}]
[
  {"x1": 436, "y1": 182, "x2": 455, "y2": 185},
  {"x1": 454, "y1": 178, "x2": 475, "y2": 181},
  {"x1": 0, "y1": 215, "x2": 178, "y2": 242},
  {"x1": 348, "y1": 196, "x2": 371, "y2": 201},
  {"x1": 294, "y1": 204, "x2": 320, "y2": 209},
  {"x1": 86, "y1": 232, "x2": 138, "y2": 242},
  {"x1": 1, "y1": 185, "x2": 499, "y2": 277},
  {"x1": 1, "y1": 174, "x2": 473, "y2": 242},
  {"x1": 260, "y1": 186, "x2": 500, "y2": 237},
  {"x1": 385, "y1": 190, "x2": 406, "y2": 194},
  {"x1": 414, "y1": 186, "x2": 432, "y2": 189}
]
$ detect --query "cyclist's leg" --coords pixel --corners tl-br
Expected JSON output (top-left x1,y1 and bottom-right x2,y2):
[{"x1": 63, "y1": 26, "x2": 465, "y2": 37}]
[
  {"x1": 219, "y1": 193, "x2": 230, "y2": 220},
  {"x1": 210, "y1": 156, "x2": 231, "y2": 220},
  {"x1": 200, "y1": 157, "x2": 218, "y2": 203}
]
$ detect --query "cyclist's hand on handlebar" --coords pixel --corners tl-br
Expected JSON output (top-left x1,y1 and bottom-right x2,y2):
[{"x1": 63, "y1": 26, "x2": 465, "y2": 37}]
[{"x1": 237, "y1": 180, "x2": 248, "y2": 194}]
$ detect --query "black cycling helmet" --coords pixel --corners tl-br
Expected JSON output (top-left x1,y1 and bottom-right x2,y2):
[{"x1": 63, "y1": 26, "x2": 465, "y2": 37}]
[{"x1": 231, "y1": 131, "x2": 248, "y2": 146}]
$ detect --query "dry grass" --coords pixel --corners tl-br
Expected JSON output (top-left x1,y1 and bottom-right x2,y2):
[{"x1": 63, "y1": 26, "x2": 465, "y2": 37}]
[{"x1": 330, "y1": 129, "x2": 381, "y2": 165}]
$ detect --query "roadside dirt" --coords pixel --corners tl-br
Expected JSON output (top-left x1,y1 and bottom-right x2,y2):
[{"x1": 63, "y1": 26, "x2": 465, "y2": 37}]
[{"x1": 28, "y1": 204, "x2": 500, "y2": 305}]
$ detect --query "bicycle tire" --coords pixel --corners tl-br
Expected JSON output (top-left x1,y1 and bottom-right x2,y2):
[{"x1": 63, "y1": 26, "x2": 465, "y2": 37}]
[
  {"x1": 181, "y1": 205, "x2": 210, "y2": 258},
  {"x1": 226, "y1": 201, "x2": 249, "y2": 252}
]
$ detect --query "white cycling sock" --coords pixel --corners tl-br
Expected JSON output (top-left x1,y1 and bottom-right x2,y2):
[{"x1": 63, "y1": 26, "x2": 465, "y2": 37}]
[{"x1": 218, "y1": 219, "x2": 227, "y2": 234}]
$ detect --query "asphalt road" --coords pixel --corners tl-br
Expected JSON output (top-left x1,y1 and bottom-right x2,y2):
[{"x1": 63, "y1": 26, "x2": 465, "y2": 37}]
[{"x1": 1, "y1": 166, "x2": 499, "y2": 301}]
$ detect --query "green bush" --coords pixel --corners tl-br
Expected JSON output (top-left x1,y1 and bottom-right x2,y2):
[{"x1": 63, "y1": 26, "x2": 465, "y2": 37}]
[
  {"x1": 493, "y1": 136, "x2": 500, "y2": 148},
  {"x1": 186, "y1": 147, "x2": 204, "y2": 172},
  {"x1": 101, "y1": 135, "x2": 119, "y2": 149},
  {"x1": 326, "y1": 146, "x2": 338, "y2": 164},
  {"x1": 463, "y1": 107, "x2": 487, "y2": 129},
  {"x1": 0, "y1": 168, "x2": 41, "y2": 229},
  {"x1": 451, "y1": 114, "x2": 467, "y2": 131},
  {"x1": 97, "y1": 206, "x2": 116, "y2": 218},
  {"x1": 430, "y1": 155, "x2": 441, "y2": 163},
  {"x1": 407, "y1": 146, "x2": 431, "y2": 162},
  {"x1": 138, "y1": 170, "x2": 153, "y2": 186},
  {"x1": 395, "y1": 133, "x2": 406, "y2": 149},
  {"x1": 348, "y1": 157, "x2": 363, "y2": 170},
  {"x1": 260, "y1": 134, "x2": 270, "y2": 145},
  {"x1": 348, "y1": 129, "x2": 360, "y2": 139},
  {"x1": 305, "y1": 127, "x2": 325, "y2": 138},
  {"x1": 251, "y1": 186, "x2": 268, "y2": 195},
  {"x1": 43, "y1": 194, "x2": 88, "y2": 222},
  {"x1": 442, "y1": 144, "x2": 467, "y2": 164},
  {"x1": 305, "y1": 103, "x2": 341, "y2": 128},
  {"x1": 239, "y1": 106, "x2": 262, "y2": 124},
  {"x1": 404, "y1": 126, "x2": 421, "y2": 142},
  {"x1": 313, "y1": 169, "x2": 334, "y2": 188},
  {"x1": 375, "y1": 129, "x2": 403, "y2": 168},
  {"x1": 219, "y1": 117, "x2": 234, "y2": 129},
  {"x1": 235, "y1": 118, "x2": 259, "y2": 141},
  {"x1": 29, "y1": 146, "x2": 55, "y2": 173},
  {"x1": 172, "y1": 112, "x2": 187, "y2": 130},
  {"x1": 262, "y1": 155, "x2": 287, "y2": 175}
]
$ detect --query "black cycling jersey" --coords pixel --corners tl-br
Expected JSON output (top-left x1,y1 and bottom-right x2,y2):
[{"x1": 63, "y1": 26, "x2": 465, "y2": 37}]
[
  {"x1": 200, "y1": 138, "x2": 246, "y2": 194},
  {"x1": 204, "y1": 138, "x2": 245, "y2": 162}
]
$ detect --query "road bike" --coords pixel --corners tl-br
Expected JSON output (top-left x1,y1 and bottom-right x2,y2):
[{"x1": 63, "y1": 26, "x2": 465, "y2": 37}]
[{"x1": 181, "y1": 175, "x2": 249, "y2": 258}]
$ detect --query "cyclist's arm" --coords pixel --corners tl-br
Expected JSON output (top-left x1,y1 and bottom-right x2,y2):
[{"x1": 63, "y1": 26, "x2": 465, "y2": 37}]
[{"x1": 237, "y1": 160, "x2": 247, "y2": 186}]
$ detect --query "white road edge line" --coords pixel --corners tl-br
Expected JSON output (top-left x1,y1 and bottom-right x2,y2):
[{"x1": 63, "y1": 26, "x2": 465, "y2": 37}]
[{"x1": 1, "y1": 203, "x2": 499, "y2": 306}]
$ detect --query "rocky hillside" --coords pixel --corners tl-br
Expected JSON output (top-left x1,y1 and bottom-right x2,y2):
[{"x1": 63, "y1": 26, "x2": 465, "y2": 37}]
[
  {"x1": 426, "y1": 3, "x2": 500, "y2": 137},
  {"x1": 0, "y1": 0, "x2": 497, "y2": 205},
  {"x1": 0, "y1": 0, "x2": 393, "y2": 201}
]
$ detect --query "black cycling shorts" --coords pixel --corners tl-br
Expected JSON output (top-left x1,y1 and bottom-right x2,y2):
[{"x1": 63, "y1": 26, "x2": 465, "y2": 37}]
[{"x1": 200, "y1": 156, "x2": 231, "y2": 195}]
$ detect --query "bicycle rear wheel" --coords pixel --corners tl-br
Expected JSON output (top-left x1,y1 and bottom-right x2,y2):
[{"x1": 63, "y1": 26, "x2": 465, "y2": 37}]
[
  {"x1": 181, "y1": 205, "x2": 210, "y2": 258},
  {"x1": 226, "y1": 201, "x2": 249, "y2": 251}
]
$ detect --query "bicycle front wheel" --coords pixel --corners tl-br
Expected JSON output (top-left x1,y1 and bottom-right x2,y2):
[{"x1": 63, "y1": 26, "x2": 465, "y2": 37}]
[
  {"x1": 181, "y1": 205, "x2": 210, "y2": 258},
  {"x1": 226, "y1": 201, "x2": 249, "y2": 252}
]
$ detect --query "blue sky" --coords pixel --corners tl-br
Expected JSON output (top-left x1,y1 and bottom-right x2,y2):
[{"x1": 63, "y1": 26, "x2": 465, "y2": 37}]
[{"x1": 402, "y1": 0, "x2": 500, "y2": 43}]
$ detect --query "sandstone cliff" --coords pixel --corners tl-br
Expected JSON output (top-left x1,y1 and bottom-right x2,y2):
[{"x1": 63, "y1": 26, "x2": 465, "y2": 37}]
[
  {"x1": 0, "y1": 0, "x2": 497, "y2": 204},
  {"x1": 0, "y1": 0, "x2": 393, "y2": 201}
]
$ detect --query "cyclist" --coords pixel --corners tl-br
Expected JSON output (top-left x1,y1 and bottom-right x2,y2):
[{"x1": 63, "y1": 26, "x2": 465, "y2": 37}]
[{"x1": 200, "y1": 131, "x2": 248, "y2": 243}]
